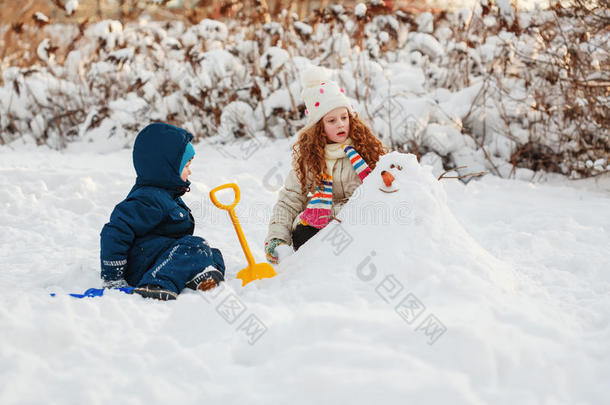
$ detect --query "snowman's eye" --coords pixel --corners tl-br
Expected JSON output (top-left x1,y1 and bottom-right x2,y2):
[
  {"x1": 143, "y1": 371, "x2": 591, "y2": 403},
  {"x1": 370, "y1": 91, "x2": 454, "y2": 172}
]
[
  {"x1": 390, "y1": 164, "x2": 395, "y2": 169},
  {"x1": 397, "y1": 165, "x2": 403, "y2": 170}
]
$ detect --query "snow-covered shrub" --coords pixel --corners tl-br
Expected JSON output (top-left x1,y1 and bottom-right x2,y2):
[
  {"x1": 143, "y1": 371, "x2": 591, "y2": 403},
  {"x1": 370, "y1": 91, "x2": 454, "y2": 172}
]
[{"x1": 0, "y1": 0, "x2": 607, "y2": 179}]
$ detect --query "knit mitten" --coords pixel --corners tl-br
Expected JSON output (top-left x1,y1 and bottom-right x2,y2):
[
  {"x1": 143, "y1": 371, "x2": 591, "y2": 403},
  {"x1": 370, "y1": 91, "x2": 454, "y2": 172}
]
[{"x1": 265, "y1": 238, "x2": 287, "y2": 264}]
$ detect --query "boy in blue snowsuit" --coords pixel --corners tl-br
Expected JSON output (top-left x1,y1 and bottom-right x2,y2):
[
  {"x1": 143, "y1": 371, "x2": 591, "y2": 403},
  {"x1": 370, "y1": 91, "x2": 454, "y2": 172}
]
[{"x1": 100, "y1": 123, "x2": 225, "y2": 300}]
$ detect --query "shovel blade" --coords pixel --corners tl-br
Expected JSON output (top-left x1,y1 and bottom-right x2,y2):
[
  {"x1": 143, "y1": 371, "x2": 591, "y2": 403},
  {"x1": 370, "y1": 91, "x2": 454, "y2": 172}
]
[{"x1": 237, "y1": 263, "x2": 277, "y2": 286}]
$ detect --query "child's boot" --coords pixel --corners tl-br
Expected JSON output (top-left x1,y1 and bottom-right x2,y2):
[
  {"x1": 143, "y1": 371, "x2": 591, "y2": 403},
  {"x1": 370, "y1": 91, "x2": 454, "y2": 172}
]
[
  {"x1": 186, "y1": 267, "x2": 224, "y2": 292},
  {"x1": 133, "y1": 284, "x2": 178, "y2": 300}
]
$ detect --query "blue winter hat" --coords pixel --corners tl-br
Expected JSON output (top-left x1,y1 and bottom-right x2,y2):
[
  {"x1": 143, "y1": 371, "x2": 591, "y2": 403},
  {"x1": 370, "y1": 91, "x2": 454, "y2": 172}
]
[{"x1": 179, "y1": 142, "x2": 195, "y2": 173}]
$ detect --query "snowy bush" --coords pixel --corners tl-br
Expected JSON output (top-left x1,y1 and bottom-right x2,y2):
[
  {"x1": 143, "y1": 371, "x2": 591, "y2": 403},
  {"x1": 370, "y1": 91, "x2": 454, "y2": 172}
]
[{"x1": 0, "y1": 0, "x2": 608, "y2": 179}]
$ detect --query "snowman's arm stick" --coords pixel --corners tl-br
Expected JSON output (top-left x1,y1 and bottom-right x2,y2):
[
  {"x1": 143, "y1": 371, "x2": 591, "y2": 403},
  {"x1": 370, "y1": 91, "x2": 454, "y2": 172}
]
[{"x1": 438, "y1": 167, "x2": 488, "y2": 181}]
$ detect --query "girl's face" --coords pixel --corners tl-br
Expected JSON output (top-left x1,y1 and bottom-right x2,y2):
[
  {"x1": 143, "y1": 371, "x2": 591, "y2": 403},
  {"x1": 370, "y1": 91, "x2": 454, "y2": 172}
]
[
  {"x1": 323, "y1": 107, "x2": 350, "y2": 144},
  {"x1": 181, "y1": 159, "x2": 192, "y2": 182}
]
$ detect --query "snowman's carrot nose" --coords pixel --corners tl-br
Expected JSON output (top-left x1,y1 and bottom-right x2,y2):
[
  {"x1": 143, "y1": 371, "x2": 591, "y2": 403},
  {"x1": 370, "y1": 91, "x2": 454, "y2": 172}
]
[{"x1": 381, "y1": 170, "x2": 395, "y2": 187}]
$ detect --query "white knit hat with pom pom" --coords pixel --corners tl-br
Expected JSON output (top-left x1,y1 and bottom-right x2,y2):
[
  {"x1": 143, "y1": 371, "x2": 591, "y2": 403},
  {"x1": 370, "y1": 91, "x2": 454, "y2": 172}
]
[{"x1": 299, "y1": 65, "x2": 354, "y2": 134}]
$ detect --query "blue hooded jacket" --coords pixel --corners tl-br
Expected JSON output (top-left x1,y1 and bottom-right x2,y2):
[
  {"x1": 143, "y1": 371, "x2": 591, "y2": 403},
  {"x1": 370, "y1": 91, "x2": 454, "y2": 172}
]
[{"x1": 100, "y1": 123, "x2": 196, "y2": 283}]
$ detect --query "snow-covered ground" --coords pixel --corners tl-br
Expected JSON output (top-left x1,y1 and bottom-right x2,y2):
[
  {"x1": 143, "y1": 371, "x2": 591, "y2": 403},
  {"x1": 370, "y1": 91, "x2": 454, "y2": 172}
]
[{"x1": 0, "y1": 137, "x2": 608, "y2": 404}]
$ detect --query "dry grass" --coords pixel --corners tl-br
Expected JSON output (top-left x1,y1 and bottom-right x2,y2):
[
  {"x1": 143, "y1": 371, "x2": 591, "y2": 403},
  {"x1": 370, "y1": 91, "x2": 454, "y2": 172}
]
[{"x1": 0, "y1": 0, "x2": 415, "y2": 71}]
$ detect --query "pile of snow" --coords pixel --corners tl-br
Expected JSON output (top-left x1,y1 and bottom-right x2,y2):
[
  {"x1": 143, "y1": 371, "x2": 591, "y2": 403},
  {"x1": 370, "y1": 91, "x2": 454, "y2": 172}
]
[
  {"x1": 65, "y1": 0, "x2": 79, "y2": 16},
  {"x1": 1, "y1": 139, "x2": 609, "y2": 403},
  {"x1": 281, "y1": 152, "x2": 517, "y2": 294}
]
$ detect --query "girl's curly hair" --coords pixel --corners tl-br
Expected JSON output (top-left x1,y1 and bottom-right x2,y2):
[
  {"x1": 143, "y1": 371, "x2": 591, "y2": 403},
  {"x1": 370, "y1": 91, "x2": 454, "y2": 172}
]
[{"x1": 292, "y1": 112, "x2": 387, "y2": 194}]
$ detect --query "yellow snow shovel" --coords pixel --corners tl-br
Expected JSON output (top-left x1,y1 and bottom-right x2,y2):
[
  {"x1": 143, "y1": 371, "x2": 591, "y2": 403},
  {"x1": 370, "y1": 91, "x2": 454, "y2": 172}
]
[{"x1": 209, "y1": 183, "x2": 276, "y2": 287}]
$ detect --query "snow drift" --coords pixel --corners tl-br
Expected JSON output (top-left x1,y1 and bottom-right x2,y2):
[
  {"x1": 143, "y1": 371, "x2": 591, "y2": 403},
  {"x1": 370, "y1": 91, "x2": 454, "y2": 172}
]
[
  {"x1": 0, "y1": 141, "x2": 608, "y2": 404},
  {"x1": 245, "y1": 152, "x2": 606, "y2": 404}
]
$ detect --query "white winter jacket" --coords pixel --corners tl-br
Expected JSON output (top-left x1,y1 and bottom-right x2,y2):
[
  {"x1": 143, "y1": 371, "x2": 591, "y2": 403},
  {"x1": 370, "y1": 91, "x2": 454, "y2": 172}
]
[{"x1": 265, "y1": 139, "x2": 364, "y2": 246}]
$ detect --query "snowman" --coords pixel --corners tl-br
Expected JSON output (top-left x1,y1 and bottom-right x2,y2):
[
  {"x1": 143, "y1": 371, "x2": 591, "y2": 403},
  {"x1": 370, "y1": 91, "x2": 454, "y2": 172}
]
[{"x1": 276, "y1": 151, "x2": 516, "y2": 293}]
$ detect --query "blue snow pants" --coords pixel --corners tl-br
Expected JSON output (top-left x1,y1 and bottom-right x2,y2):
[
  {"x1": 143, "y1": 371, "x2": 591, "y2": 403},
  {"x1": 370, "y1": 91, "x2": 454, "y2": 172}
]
[{"x1": 125, "y1": 235, "x2": 225, "y2": 294}]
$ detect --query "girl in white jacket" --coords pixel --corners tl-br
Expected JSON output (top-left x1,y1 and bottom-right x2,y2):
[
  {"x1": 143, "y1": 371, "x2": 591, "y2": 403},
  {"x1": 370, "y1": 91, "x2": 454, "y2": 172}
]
[{"x1": 265, "y1": 66, "x2": 386, "y2": 264}]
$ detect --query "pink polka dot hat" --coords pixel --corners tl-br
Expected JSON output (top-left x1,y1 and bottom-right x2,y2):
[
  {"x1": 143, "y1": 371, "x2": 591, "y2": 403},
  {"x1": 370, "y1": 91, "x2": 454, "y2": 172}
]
[{"x1": 299, "y1": 65, "x2": 355, "y2": 135}]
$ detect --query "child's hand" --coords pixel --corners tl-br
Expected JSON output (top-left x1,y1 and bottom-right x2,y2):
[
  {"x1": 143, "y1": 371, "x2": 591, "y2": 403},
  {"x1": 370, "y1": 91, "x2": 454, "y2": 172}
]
[{"x1": 265, "y1": 238, "x2": 287, "y2": 264}]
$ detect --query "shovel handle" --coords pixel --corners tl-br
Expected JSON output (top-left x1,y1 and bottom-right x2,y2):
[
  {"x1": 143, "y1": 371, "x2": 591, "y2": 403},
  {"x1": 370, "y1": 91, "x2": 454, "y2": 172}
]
[
  {"x1": 209, "y1": 182, "x2": 256, "y2": 268},
  {"x1": 209, "y1": 183, "x2": 241, "y2": 211}
]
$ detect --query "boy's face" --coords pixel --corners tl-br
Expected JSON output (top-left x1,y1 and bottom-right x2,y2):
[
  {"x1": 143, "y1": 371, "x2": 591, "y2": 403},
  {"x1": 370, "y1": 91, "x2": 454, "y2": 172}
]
[
  {"x1": 181, "y1": 159, "x2": 192, "y2": 182},
  {"x1": 323, "y1": 107, "x2": 350, "y2": 144}
]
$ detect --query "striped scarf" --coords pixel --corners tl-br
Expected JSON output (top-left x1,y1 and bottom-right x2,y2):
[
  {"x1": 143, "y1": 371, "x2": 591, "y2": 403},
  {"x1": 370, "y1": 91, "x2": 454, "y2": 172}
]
[{"x1": 300, "y1": 144, "x2": 371, "y2": 229}]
